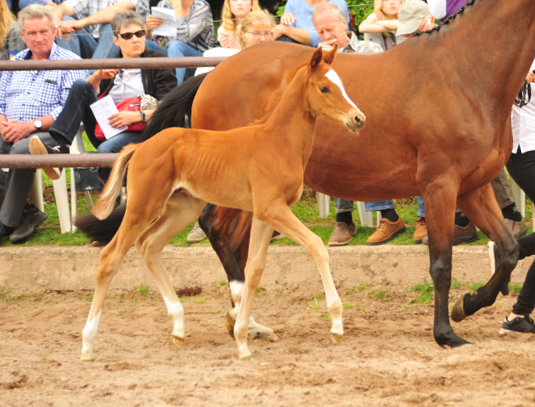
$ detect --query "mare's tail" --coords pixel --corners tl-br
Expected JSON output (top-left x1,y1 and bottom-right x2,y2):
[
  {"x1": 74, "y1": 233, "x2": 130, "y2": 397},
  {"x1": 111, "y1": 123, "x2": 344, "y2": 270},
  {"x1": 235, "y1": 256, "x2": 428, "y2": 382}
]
[
  {"x1": 141, "y1": 73, "x2": 208, "y2": 141},
  {"x1": 75, "y1": 207, "x2": 126, "y2": 246},
  {"x1": 93, "y1": 144, "x2": 139, "y2": 220}
]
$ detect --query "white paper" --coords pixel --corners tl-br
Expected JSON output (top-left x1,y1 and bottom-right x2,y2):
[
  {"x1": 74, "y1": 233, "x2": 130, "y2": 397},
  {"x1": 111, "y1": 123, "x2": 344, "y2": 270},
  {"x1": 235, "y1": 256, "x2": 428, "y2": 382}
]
[
  {"x1": 151, "y1": 7, "x2": 178, "y2": 37},
  {"x1": 90, "y1": 95, "x2": 128, "y2": 140}
]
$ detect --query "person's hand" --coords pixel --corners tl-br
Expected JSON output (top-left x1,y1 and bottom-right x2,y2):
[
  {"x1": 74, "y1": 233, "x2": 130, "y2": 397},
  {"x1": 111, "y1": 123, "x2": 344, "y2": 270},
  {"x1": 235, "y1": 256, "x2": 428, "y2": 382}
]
[
  {"x1": 220, "y1": 33, "x2": 239, "y2": 49},
  {"x1": 271, "y1": 24, "x2": 285, "y2": 41},
  {"x1": 1, "y1": 120, "x2": 34, "y2": 144},
  {"x1": 107, "y1": 111, "x2": 141, "y2": 128},
  {"x1": 98, "y1": 69, "x2": 119, "y2": 81},
  {"x1": 56, "y1": 19, "x2": 84, "y2": 41},
  {"x1": 146, "y1": 15, "x2": 163, "y2": 31},
  {"x1": 526, "y1": 70, "x2": 534, "y2": 84},
  {"x1": 280, "y1": 12, "x2": 296, "y2": 25},
  {"x1": 318, "y1": 38, "x2": 337, "y2": 52}
]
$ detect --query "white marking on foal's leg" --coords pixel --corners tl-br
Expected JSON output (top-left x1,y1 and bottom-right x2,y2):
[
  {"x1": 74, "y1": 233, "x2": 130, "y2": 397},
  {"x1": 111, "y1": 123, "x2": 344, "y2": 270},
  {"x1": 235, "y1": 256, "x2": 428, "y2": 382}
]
[
  {"x1": 163, "y1": 296, "x2": 185, "y2": 347},
  {"x1": 229, "y1": 281, "x2": 244, "y2": 321},
  {"x1": 325, "y1": 70, "x2": 357, "y2": 108},
  {"x1": 81, "y1": 310, "x2": 102, "y2": 361}
]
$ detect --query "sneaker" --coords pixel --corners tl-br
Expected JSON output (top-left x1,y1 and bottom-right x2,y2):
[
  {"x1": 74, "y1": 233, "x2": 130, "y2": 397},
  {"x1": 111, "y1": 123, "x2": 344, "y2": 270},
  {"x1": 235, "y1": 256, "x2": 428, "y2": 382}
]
[
  {"x1": 499, "y1": 316, "x2": 535, "y2": 334},
  {"x1": 29, "y1": 135, "x2": 64, "y2": 180},
  {"x1": 271, "y1": 230, "x2": 286, "y2": 241},
  {"x1": 452, "y1": 221, "x2": 478, "y2": 245},
  {"x1": 413, "y1": 217, "x2": 427, "y2": 244},
  {"x1": 328, "y1": 222, "x2": 357, "y2": 246},
  {"x1": 186, "y1": 222, "x2": 206, "y2": 243},
  {"x1": 504, "y1": 218, "x2": 527, "y2": 239},
  {"x1": 10, "y1": 204, "x2": 48, "y2": 243},
  {"x1": 488, "y1": 241, "x2": 509, "y2": 296},
  {"x1": 367, "y1": 218, "x2": 406, "y2": 246}
]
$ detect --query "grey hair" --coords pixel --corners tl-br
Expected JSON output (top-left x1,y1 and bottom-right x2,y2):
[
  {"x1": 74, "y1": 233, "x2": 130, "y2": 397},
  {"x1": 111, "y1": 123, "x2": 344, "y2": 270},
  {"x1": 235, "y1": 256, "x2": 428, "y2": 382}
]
[
  {"x1": 313, "y1": 3, "x2": 344, "y2": 22},
  {"x1": 18, "y1": 4, "x2": 56, "y2": 30},
  {"x1": 111, "y1": 10, "x2": 144, "y2": 36}
]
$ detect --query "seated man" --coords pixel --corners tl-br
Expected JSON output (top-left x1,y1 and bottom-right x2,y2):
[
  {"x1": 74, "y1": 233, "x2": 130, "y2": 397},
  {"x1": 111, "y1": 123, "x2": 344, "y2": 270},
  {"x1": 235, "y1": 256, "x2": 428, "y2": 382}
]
[
  {"x1": 52, "y1": 0, "x2": 162, "y2": 59},
  {"x1": 0, "y1": 5, "x2": 87, "y2": 243}
]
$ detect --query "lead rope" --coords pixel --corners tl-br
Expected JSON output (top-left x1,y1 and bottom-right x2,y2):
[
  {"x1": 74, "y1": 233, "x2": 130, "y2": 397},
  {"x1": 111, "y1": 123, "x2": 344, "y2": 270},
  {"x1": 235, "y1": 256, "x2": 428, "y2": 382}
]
[{"x1": 514, "y1": 81, "x2": 532, "y2": 108}]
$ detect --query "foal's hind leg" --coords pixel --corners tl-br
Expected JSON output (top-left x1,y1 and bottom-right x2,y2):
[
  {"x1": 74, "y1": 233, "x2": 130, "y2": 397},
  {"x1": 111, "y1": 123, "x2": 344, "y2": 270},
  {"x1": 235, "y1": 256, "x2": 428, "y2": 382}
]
[
  {"x1": 200, "y1": 205, "x2": 277, "y2": 341},
  {"x1": 452, "y1": 184, "x2": 519, "y2": 321},
  {"x1": 136, "y1": 193, "x2": 206, "y2": 347}
]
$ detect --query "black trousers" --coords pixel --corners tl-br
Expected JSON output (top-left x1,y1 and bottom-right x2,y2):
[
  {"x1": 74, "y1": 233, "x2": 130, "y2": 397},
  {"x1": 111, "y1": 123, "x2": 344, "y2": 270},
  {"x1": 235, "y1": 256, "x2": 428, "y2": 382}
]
[{"x1": 506, "y1": 149, "x2": 535, "y2": 315}]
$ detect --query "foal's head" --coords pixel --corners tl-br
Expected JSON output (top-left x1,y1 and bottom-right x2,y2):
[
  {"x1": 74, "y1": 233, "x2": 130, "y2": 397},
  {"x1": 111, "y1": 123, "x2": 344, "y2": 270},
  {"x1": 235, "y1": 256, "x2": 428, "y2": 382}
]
[{"x1": 305, "y1": 46, "x2": 365, "y2": 133}]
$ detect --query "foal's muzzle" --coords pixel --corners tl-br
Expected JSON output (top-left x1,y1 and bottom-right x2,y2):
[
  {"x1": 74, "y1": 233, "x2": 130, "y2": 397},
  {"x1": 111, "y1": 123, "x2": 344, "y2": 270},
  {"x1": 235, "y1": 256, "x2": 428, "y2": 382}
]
[{"x1": 346, "y1": 111, "x2": 366, "y2": 132}]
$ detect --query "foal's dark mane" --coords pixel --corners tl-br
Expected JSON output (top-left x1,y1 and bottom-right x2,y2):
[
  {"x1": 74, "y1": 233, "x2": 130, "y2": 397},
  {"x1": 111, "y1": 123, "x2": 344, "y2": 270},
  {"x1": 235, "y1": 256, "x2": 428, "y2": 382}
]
[{"x1": 414, "y1": 0, "x2": 477, "y2": 37}]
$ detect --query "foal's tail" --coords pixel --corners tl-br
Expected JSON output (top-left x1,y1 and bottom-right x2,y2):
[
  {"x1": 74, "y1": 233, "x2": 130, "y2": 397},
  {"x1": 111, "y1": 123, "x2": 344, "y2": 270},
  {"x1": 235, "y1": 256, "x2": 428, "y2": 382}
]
[
  {"x1": 141, "y1": 73, "x2": 208, "y2": 141},
  {"x1": 93, "y1": 144, "x2": 139, "y2": 220}
]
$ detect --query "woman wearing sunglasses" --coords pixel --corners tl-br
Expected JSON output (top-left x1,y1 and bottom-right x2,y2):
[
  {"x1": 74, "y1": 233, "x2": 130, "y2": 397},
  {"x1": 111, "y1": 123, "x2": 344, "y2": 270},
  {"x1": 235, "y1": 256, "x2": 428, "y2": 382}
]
[{"x1": 34, "y1": 10, "x2": 177, "y2": 186}]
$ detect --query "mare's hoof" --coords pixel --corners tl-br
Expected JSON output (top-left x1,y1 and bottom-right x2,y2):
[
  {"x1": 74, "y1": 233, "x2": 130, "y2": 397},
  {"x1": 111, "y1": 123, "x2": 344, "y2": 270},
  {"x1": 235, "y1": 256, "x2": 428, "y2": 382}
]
[
  {"x1": 451, "y1": 296, "x2": 468, "y2": 322},
  {"x1": 172, "y1": 336, "x2": 185, "y2": 348},
  {"x1": 330, "y1": 333, "x2": 343, "y2": 345},
  {"x1": 249, "y1": 329, "x2": 279, "y2": 342},
  {"x1": 225, "y1": 311, "x2": 236, "y2": 339}
]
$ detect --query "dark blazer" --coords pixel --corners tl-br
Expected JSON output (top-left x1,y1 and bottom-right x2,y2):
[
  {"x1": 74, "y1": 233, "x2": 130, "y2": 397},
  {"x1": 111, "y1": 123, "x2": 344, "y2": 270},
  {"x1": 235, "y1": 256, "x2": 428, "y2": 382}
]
[{"x1": 99, "y1": 49, "x2": 176, "y2": 100}]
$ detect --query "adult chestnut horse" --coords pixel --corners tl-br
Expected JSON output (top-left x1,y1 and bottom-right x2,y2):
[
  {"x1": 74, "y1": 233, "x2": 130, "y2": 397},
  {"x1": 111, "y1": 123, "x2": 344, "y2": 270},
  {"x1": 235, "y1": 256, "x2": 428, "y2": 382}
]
[
  {"x1": 79, "y1": 48, "x2": 364, "y2": 361},
  {"x1": 78, "y1": 0, "x2": 534, "y2": 349}
]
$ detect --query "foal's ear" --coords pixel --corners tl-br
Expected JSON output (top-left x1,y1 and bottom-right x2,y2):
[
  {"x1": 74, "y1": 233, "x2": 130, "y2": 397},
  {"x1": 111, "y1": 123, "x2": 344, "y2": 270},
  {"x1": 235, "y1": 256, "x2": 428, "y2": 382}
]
[
  {"x1": 310, "y1": 47, "x2": 323, "y2": 71},
  {"x1": 323, "y1": 44, "x2": 338, "y2": 65}
]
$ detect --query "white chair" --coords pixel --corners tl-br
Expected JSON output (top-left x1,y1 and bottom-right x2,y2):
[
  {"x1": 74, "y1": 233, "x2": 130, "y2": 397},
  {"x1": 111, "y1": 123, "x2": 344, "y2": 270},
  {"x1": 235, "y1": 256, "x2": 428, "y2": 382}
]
[{"x1": 69, "y1": 126, "x2": 94, "y2": 231}]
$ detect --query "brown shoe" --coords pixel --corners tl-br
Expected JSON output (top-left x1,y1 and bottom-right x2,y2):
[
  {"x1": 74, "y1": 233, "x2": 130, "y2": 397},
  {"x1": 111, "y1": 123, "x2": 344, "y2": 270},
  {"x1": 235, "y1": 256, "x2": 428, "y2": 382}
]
[
  {"x1": 504, "y1": 218, "x2": 527, "y2": 239},
  {"x1": 328, "y1": 222, "x2": 357, "y2": 246},
  {"x1": 367, "y1": 217, "x2": 406, "y2": 245},
  {"x1": 452, "y1": 222, "x2": 478, "y2": 245},
  {"x1": 413, "y1": 217, "x2": 427, "y2": 244}
]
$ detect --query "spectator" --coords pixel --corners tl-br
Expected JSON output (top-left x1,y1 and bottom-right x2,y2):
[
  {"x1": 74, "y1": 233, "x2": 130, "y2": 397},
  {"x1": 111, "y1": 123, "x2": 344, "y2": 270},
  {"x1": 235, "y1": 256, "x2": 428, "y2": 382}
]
[
  {"x1": 146, "y1": 0, "x2": 216, "y2": 84},
  {"x1": 0, "y1": 0, "x2": 25, "y2": 61},
  {"x1": 272, "y1": 0, "x2": 349, "y2": 47},
  {"x1": 427, "y1": 0, "x2": 468, "y2": 22},
  {"x1": 396, "y1": 0, "x2": 436, "y2": 37},
  {"x1": 219, "y1": 0, "x2": 260, "y2": 49},
  {"x1": 51, "y1": 0, "x2": 163, "y2": 59},
  {"x1": 0, "y1": 5, "x2": 86, "y2": 244},
  {"x1": 30, "y1": 10, "x2": 177, "y2": 187},
  {"x1": 490, "y1": 64, "x2": 535, "y2": 334},
  {"x1": 358, "y1": 0, "x2": 404, "y2": 51},
  {"x1": 187, "y1": 9, "x2": 276, "y2": 243}
]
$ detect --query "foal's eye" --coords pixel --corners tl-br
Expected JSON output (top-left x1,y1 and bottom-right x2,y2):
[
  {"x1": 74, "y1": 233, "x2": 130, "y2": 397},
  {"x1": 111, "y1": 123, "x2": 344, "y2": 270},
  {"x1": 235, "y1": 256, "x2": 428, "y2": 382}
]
[{"x1": 319, "y1": 86, "x2": 330, "y2": 93}]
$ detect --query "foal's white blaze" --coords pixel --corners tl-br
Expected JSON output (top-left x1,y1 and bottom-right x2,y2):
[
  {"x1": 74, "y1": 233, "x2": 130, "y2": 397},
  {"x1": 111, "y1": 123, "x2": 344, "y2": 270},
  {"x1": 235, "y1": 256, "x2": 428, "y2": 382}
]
[
  {"x1": 325, "y1": 69, "x2": 357, "y2": 108},
  {"x1": 81, "y1": 310, "x2": 102, "y2": 360},
  {"x1": 163, "y1": 296, "x2": 185, "y2": 339}
]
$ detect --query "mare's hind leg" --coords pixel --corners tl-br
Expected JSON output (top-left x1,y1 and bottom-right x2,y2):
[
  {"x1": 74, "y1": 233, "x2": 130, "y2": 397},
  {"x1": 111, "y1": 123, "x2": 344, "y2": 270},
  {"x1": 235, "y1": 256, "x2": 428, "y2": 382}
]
[
  {"x1": 136, "y1": 192, "x2": 206, "y2": 347},
  {"x1": 257, "y1": 204, "x2": 344, "y2": 345},
  {"x1": 452, "y1": 184, "x2": 519, "y2": 321},
  {"x1": 421, "y1": 181, "x2": 470, "y2": 348},
  {"x1": 81, "y1": 203, "x2": 167, "y2": 361},
  {"x1": 200, "y1": 205, "x2": 277, "y2": 341},
  {"x1": 234, "y1": 217, "x2": 274, "y2": 359}
]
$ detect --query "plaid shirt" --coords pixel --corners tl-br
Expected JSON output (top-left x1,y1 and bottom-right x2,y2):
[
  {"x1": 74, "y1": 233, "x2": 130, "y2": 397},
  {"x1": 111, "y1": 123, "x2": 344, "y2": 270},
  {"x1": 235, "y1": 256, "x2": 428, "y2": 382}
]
[
  {"x1": 66, "y1": 0, "x2": 150, "y2": 38},
  {"x1": 0, "y1": 43, "x2": 88, "y2": 122}
]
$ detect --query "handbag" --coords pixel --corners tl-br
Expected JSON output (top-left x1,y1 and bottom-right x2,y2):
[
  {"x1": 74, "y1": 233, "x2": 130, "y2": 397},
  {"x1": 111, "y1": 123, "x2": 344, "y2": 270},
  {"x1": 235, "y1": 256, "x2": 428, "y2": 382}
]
[{"x1": 94, "y1": 94, "x2": 158, "y2": 141}]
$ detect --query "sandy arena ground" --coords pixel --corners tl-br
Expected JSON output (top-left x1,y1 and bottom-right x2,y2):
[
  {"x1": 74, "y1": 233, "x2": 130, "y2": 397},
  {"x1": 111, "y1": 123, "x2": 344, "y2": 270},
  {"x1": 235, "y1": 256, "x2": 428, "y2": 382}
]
[{"x1": 2, "y1": 266, "x2": 535, "y2": 407}]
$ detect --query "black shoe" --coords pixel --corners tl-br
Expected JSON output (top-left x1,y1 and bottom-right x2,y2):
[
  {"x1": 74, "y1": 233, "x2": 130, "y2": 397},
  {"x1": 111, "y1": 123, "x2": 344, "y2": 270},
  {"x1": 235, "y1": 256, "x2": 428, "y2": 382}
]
[
  {"x1": 9, "y1": 204, "x2": 47, "y2": 243},
  {"x1": 488, "y1": 241, "x2": 509, "y2": 296},
  {"x1": 499, "y1": 316, "x2": 535, "y2": 334},
  {"x1": 29, "y1": 135, "x2": 67, "y2": 180},
  {"x1": 0, "y1": 222, "x2": 14, "y2": 242}
]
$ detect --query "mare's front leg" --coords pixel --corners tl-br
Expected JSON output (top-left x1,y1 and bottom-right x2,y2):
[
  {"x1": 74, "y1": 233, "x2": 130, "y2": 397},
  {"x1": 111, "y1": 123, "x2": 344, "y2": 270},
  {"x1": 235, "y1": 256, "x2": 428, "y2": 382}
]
[
  {"x1": 200, "y1": 205, "x2": 277, "y2": 341},
  {"x1": 422, "y1": 182, "x2": 471, "y2": 348},
  {"x1": 136, "y1": 193, "x2": 206, "y2": 347},
  {"x1": 234, "y1": 217, "x2": 274, "y2": 359},
  {"x1": 452, "y1": 184, "x2": 519, "y2": 321}
]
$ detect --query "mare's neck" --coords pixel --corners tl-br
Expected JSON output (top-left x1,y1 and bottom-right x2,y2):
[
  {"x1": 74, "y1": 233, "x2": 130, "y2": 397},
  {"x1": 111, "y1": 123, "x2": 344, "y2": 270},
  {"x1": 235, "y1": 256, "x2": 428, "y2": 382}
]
[{"x1": 263, "y1": 68, "x2": 317, "y2": 162}]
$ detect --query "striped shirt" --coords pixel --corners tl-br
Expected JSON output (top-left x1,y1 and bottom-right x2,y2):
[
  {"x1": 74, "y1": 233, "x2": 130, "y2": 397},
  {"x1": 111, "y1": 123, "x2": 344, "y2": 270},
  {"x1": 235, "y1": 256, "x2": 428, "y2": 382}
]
[
  {"x1": 0, "y1": 43, "x2": 88, "y2": 121},
  {"x1": 155, "y1": 0, "x2": 215, "y2": 53},
  {"x1": 66, "y1": 0, "x2": 150, "y2": 38}
]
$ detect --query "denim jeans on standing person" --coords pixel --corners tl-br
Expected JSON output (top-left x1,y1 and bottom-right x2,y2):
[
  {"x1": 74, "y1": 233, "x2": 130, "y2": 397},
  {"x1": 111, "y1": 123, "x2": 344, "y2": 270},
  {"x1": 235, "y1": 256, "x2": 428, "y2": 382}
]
[
  {"x1": 364, "y1": 197, "x2": 425, "y2": 217},
  {"x1": 166, "y1": 41, "x2": 202, "y2": 84}
]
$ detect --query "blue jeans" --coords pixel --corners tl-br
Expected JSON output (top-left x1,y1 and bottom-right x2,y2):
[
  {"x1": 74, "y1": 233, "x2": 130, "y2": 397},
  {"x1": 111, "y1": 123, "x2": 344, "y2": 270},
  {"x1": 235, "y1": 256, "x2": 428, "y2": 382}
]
[
  {"x1": 55, "y1": 17, "x2": 98, "y2": 59},
  {"x1": 337, "y1": 197, "x2": 425, "y2": 218},
  {"x1": 167, "y1": 41, "x2": 202, "y2": 84}
]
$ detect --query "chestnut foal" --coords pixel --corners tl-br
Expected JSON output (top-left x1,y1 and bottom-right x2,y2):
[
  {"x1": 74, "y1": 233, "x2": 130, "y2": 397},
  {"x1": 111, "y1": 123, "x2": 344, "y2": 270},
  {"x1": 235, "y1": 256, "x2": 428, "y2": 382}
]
[{"x1": 81, "y1": 47, "x2": 365, "y2": 360}]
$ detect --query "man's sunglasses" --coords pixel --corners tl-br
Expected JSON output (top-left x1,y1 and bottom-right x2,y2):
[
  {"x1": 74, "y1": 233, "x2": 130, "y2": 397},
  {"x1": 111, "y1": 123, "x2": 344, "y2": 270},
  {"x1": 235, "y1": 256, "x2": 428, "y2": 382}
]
[{"x1": 117, "y1": 30, "x2": 146, "y2": 40}]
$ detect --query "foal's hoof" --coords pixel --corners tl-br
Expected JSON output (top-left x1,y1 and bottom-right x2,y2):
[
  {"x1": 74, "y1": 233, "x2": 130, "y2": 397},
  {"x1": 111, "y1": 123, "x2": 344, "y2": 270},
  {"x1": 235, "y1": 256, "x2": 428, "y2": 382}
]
[
  {"x1": 225, "y1": 311, "x2": 236, "y2": 339},
  {"x1": 80, "y1": 351, "x2": 95, "y2": 362},
  {"x1": 172, "y1": 336, "x2": 185, "y2": 348},
  {"x1": 238, "y1": 349, "x2": 252, "y2": 360},
  {"x1": 451, "y1": 296, "x2": 468, "y2": 322},
  {"x1": 330, "y1": 333, "x2": 343, "y2": 345},
  {"x1": 250, "y1": 329, "x2": 279, "y2": 342}
]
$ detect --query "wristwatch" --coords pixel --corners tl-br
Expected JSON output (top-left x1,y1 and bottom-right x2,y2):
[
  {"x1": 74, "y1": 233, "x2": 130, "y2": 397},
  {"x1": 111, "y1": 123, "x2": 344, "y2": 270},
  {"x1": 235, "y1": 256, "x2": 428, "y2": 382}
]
[
  {"x1": 140, "y1": 111, "x2": 146, "y2": 123},
  {"x1": 33, "y1": 119, "x2": 42, "y2": 130}
]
